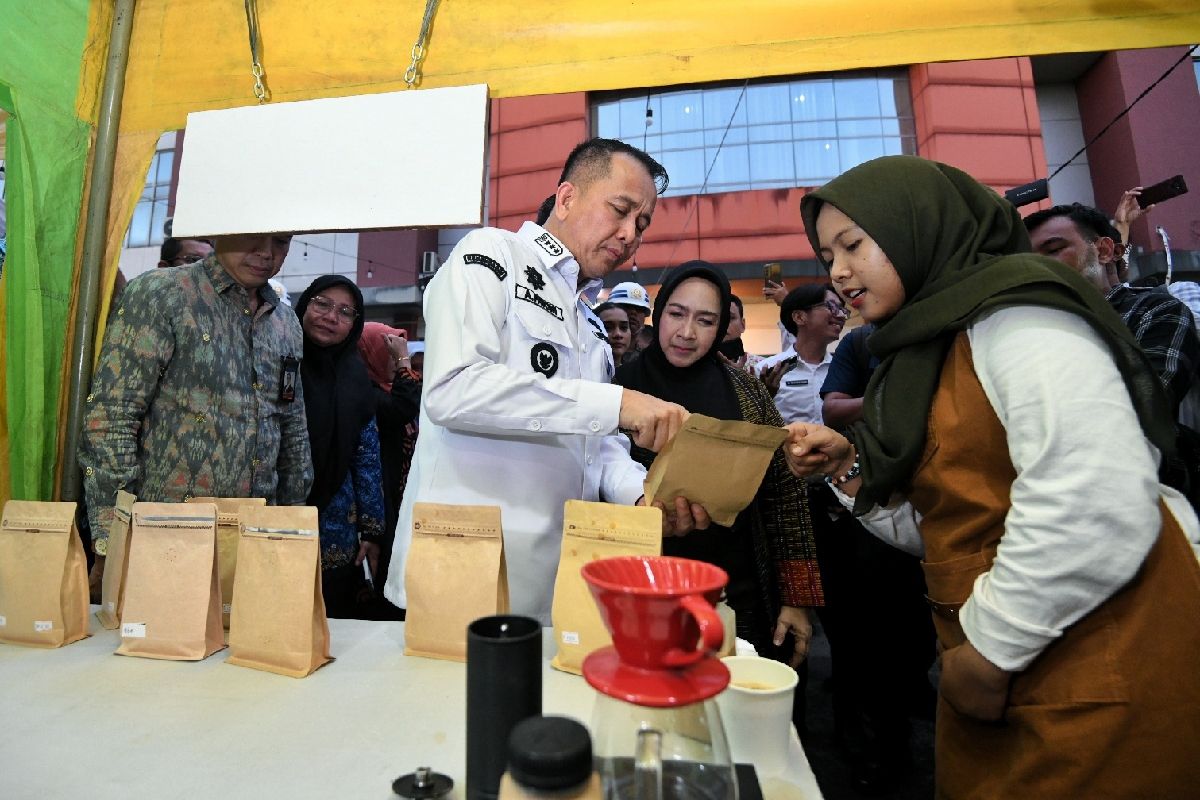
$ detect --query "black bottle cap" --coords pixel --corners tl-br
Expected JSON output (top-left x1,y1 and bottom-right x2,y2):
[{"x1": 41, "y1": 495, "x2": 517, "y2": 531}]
[{"x1": 507, "y1": 716, "x2": 593, "y2": 791}]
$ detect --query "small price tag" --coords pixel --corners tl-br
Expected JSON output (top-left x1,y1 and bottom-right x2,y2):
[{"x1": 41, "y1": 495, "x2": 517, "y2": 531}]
[
  {"x1": 106, "y1": 601, "x2": 116, "y2": 612},
  {"x1": 561, "y1": 631, "x2": 580, "y2": 645},
  {"x1": 34, "y1": 620, "x2": 53, "y2": 633},
  {"x1": 121, "y1": 622, "x2": 147, "y2": 638},
  {"x1": 222, "y1": 603, "x2": 232, "y2": 615},
  {"x1": 0, "y1": 615, "x2": 7, "y2": 627}
]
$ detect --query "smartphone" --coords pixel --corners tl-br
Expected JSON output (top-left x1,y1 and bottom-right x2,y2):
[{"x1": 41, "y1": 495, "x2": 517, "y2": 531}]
[
  {"x1": 764, "y1": 262, "x2": 783, "y2": 288},
  {"x1": 1137, "y1": 175, "x2": 1188, "y2": 208}
]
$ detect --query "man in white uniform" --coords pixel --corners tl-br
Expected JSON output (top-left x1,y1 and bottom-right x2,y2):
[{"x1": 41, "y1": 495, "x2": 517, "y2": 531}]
[
  {"x1": 756, "y1": 283, "x2": 848, "y2": 425},
  {"x1": 384, "y1": 138, "x2": 708, "y2": 623}
]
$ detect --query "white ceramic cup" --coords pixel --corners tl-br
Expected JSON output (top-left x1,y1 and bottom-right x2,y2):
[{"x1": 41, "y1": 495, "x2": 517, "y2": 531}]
[{"x1": 715, "y1": 655, "x2": 799, "y2": 777}]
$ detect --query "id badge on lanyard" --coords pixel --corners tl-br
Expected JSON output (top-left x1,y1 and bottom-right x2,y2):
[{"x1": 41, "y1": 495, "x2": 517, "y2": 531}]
[{"x1": 279, "y1": 356, "x2": 299, "y2": 403}]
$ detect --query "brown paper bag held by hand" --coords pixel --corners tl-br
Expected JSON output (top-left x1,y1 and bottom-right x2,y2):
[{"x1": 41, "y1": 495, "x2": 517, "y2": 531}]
[
  {"x1": 227, "y1": 505, "x2": 332, "y2": 678},
  {"x1": 644, "y1": 414, "x2": 787, "y2": 526},
  {"x1": 404, "y1": 503, "x2": 508, "y2": 662},
  {"x1": 0, "y1": 500, "x2": 90, "y2": 648},
  {"x1": 97, "y1": 490, "x2": 136, "y2": 630},
  {"x1": 188, "y1": 496, "x2": 266, "y2": 629},
  {"x1": 116, "y1": 502, "x2": 225, "y2": 661},
  {"x1": 551, "y1": 500, "x2": 661, "y2": 674}
]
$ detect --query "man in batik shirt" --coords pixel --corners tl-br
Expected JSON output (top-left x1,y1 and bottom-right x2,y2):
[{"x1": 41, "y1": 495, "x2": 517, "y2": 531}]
[{"x1": 81, "y1": 233, "x2": 313, "y2": 578}]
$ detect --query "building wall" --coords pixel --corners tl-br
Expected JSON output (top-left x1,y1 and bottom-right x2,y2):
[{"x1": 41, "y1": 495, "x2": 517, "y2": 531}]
[
  {"x1": 1077, "y1": 47, "x2": 1200, "y2": 263},
  {"x1": 909, "y1": 58, "x2": 1046, "y2": 194},
  {"x1": 1035, "y1": 83, "x2": 1096, "y2": 207}
]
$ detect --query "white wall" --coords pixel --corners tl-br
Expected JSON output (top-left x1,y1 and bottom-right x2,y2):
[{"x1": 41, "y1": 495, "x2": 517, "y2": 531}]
[{"x1": 1036, "y1": 83, "x2": 1096, "y2": 207}]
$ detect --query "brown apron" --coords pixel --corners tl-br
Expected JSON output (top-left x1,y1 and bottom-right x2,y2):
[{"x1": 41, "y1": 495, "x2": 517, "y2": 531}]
[{"x1": 907, "y1": 333, "x2": 1200, "y2": 800}]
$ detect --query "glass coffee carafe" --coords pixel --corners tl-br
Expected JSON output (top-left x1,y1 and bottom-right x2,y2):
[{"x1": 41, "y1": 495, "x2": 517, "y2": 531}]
[{"x1": 580, "y1": 556, "x2": 739, "y2": 800}]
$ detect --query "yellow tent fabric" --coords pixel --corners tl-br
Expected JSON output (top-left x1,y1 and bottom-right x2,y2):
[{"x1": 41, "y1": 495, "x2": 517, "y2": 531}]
[{"x1": 89, "y1": 0, "x2": 1200, "y2": 349}]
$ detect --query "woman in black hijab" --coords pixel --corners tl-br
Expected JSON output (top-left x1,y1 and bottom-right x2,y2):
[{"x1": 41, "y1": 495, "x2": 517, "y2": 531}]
[
  {"x1": 614, "y1": 261, "x2": 823, "y2": 666},
  {"x1": 296, "y1": 275, "x2": 386, "y2": 619}
]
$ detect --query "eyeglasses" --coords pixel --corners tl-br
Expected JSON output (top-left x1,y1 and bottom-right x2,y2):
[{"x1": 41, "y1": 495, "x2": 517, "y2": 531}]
[
  {"x1": 809, "y1": 299, "x2": 848, "y2": 316},
  {"x1": 310, "y1": 295, "x2": 359, "y2": 323}
]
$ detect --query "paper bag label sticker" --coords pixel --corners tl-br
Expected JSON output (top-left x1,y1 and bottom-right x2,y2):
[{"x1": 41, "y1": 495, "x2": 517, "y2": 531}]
[
  {"x1": 122, "y1": 622, "x2": 147, "y2": 638},
  {"x1": 34, "y1": 620, "x2": 53, "y2": 632},
  {"x1": 0, "y1": 616, "x2": 6, "y2": 627}
]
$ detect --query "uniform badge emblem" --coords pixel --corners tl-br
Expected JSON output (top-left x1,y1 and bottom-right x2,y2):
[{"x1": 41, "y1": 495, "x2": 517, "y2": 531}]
[
  {"x1": 524, "y1": 266, "x2": 546, "y2": 291},
  {"x1": 515, "y1": 284, "x2": 565, "y2": 320},
  {"x1": 534, "y1": 232, "x2": 564, "y2": 257},
  {"x1": 530, "y1": 343, "x2": 559, "y2": 378},
  {"x1": 463, "y1": 253, "x2": 507, "y2": 281}
]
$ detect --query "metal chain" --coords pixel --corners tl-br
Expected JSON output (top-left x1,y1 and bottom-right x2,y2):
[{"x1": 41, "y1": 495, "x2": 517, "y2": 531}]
[
  {"x1": 404, "y1": 0, "x2": 441, "y2": 87},
  {"x1": 244, "y1": 0, "x2": 269, "y2": 102}
]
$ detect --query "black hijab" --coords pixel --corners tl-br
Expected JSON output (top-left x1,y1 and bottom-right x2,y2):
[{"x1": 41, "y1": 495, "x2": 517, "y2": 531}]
[
  {"x1": 613, "y1": 261, "x2": 740, "y2": 422},
  {"x1": 295, "y1": 275, "x2": 376, "y2": 511},
  {"x1": 799, "y1": 156, "x2": 1175, "y2": 512}
]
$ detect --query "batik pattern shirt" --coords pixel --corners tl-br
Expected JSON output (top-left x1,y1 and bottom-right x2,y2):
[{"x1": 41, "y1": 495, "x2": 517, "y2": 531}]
[{"x1": 81, "y1": 256, "x2": 313, "y2": 541}]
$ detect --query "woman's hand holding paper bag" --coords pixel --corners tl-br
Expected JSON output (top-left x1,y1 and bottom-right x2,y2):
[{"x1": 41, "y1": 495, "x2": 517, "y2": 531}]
[{"x1": 637, "y1": 494, "x2": 711, "y2": 538}]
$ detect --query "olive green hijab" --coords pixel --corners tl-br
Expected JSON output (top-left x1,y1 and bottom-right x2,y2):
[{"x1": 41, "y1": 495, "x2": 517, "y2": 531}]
[{"x1": 800, "y1": 156, "x2": 1175, "y2": 513}]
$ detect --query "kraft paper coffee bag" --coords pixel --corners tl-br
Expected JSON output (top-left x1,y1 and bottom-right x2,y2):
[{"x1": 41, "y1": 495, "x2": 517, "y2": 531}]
[
  {"x1": 404, "y1": 503, "x2": 507, "y2": 662},
  {"x1": 551, "y1": 500, "x2": 661, "y2": 674},
  {"x1": 644, "y1": 414, "x2": 788, "y2": 526},
  {"x1": 188, "y1": 496, "x2": 267, "y2": 629},
  {"x1": 227, "y1": 505, "x2": 332, "y2": 678},
  {"x1": 0, "y1": 500, "x2": 90, "y2": 648},
  {"x1": 97, "y1": 490, "x2": 136, "y2": 629},
  {"x1": 116, "y1": 502, "x2": 224, "y2": 661}
]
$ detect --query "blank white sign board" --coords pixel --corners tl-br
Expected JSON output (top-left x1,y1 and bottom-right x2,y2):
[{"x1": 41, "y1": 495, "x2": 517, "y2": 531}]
[{"x1": 172, "y1": 84, "x2": 489, "y2": 237}]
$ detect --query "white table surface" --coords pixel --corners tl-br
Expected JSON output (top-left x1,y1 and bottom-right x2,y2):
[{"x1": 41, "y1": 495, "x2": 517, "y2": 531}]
[{"x1": 0, "y1": 613, "x2": 822, "y2": 800}]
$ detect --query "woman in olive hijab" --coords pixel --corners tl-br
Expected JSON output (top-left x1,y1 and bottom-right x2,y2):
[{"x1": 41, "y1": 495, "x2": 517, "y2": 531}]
[{"x1": 785, "y1": 156, "x2": 1200, "y2": 798}]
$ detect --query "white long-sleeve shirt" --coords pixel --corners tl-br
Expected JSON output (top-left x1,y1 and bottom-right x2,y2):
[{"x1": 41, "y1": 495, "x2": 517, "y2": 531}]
[
  {"x1": 835, "y1": 305, "x2": 1200, "y2": 671},
  {"x1": 383, "y1": 222, "x2": 646, "y2": 624}
]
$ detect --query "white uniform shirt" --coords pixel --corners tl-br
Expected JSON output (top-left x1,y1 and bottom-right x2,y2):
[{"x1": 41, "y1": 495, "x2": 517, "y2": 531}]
[
  {"x1": 383, "y1": 222, "x2": 646, "y2": 623},
  {"x1": 833, "y1": 305, "x2": 1200, "y2": 671},
  {"x1": 756, "y1": 347, "x2": 833, "y2": 425}
]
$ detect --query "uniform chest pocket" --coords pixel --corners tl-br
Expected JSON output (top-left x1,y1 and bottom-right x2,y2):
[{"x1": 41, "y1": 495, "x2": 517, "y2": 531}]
[{"x1": 513, "y1": 301, "x2": 574, "y2": 379}]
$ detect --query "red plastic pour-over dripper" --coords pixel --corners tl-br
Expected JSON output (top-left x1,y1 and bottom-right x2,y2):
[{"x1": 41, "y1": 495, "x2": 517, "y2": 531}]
[{"x1": 581, "y1": 556, "x2": 731, "y2": 707}]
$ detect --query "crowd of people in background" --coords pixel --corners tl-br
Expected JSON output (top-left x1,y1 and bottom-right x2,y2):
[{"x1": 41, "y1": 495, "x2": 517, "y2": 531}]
[{"x1": 78, "y1": 139, "x2": 1200, "y2": 798}]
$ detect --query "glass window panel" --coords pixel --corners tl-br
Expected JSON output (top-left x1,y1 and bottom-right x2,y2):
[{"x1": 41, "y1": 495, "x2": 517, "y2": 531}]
[
  {"x1": 880, "y1": 118, "x2": 900, "y2": 136},
  {"x1": 839, "y1": 137, "x2": 886, "y2": 169},
  {"x1": 702, "y1": 126, "x2": 747, "y2": 147},
  {"x1": 747, "y1": 123, "x2": 792, "y2": 143},
  {"x1": 794, "y1": 140, "x2": 840, "y2": 185},
  {"x1": 838, "y1": 119, "x2": 883, "y2": 137},
  {"x1": 792, "y1": 120, "x2": 838, "y2": 140},
  {"x1": 883, "y1": 137, "x2": 905, "y2": 156},
  {"x1": 156, "y1": 150, "x2": 175, "y2": 184},
  {"x1": 704, "y1": 144, "x2": 749, "y2": 188},
  {"x1": 594, "y1": 102, "x2": 619, "y2": 136},
  {"x1": 619, "y1": 98, "x2": 649, "y2": 138},
  {"x1": 661, "y1": 130, "x2": 706, "y2": 152},
  {"x1": 701, "y1": 86, "x2": 747, "y2": 131},
  {"x1": 790, "y1": 80, "x2": 836, "y2": 121},
  {"x1": 127, "y1": 203, "x2": 151, "y2": 248},
  {"x1": 746, "y1": 83, "x2": 792, "y2": 124},
  {"x1": 150, "y1": 200, "x2": 168, "y2": 242},
  {"x1": 748, "y1": 142, "x2": 794, "y2": 185},
  {"x1": 660, "y1": 91, "x2": 703, "y2": 133},
  {"x1": 834, "y1": 77, "x2": 881, "y2": 118},
  {"x1": 659, "y1": 148, "x2": 706, "y2": 195}
]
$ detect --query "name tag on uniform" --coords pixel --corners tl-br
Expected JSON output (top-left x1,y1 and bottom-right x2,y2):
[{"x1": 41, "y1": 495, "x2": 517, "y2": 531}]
[
  {"x1": 279, "y1": 356, "x2": 299, "y2": 403},
  {"x1": 785, "y1": 379, "x2": 809, "y2": 387}
]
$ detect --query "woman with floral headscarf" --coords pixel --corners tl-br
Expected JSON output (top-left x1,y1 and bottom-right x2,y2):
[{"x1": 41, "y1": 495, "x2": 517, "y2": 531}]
[{"x1": 784, "y1": 156, "x2": 1200, "y2": 798}]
